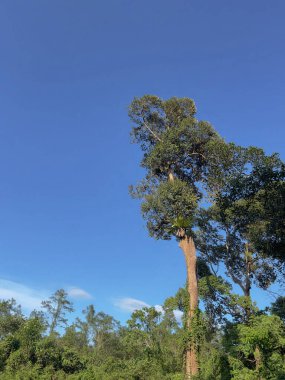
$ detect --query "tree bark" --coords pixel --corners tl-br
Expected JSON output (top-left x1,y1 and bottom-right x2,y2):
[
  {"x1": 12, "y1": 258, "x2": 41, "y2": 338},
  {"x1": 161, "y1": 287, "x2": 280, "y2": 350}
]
[
  {"x1": 179, "y1": 235, "x2": 199, "y2": 379},
  {"x1": 244, "y1": 246, "x2": 252, "y2": 321},
  {"x1": 168, "y1": 169, "x2": 198, "y2": 378},
  {"x1": 254, "y1": 346, "x2": 263, "y2": 379}
]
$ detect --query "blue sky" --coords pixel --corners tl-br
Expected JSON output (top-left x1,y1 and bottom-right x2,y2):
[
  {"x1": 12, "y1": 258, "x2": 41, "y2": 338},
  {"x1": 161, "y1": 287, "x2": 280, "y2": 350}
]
[{"x1": 0, "y1": 0, "x2": 284, "y2": 322}]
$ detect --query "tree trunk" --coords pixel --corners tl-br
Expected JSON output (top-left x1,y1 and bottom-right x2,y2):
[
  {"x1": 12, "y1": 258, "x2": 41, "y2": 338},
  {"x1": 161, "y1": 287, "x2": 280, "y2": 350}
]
[
  {"x1": 179, "y1": 235, "x2": 199, "y2": 379},
  {"x1": 254, "y1": 346, "x2": 263, "y2": 379},
  {"x1": 168, "y1": 170, "x2": 198, "y2": 378},
  {"x1": 244, "y1": 247, "x2": 252, "y2": 322}
]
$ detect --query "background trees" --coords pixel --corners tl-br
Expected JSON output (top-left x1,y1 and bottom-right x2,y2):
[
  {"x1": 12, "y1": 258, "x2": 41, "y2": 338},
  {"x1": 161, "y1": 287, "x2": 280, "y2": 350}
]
[
  {"x1": 0, "y1": 293, "x2": 185, "y2": 379},
  {"x1": 0, "y1": 289, "x2": 284, "y2": 379}
]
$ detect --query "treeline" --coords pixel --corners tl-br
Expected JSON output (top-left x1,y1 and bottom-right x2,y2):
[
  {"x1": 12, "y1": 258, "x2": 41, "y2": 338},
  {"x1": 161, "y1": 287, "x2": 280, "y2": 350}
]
[{"x1": 0, "y1": 288, "x2": 285, "y2": 379}]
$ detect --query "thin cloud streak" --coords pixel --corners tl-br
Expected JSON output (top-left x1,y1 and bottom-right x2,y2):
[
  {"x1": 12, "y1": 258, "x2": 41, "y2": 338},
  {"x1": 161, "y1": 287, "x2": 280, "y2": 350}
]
[
  {"x1": 114, "y1": 297, "x2": 149, "y2": 312},
  {"x1": 0, "y1": 279, "x2": 47, "y2": 311},
  {"x1": 0, "y1": 279, "x2": 92, "y2": 311},
  {"x1": 68, "y1": 287, "x2": 92, "y2": 299},
  {"x1": 114, "y1": 297, "x2": 183, "y2": 322}
]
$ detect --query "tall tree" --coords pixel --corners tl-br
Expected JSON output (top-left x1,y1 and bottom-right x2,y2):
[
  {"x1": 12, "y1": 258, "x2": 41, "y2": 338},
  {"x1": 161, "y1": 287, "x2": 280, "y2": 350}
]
[
  {"x1": 42, "y1": 289, "x2": 74, "y2": 335},
  {"x1": 129, "y1": 95, "x2": 225, "y2": 378}
]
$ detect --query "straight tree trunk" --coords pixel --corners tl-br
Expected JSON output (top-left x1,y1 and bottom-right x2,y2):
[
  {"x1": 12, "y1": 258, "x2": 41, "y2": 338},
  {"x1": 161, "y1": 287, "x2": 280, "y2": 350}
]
[
  {"x1": 254, "y1": 346, "x2": 261, "y2": 369},
  {"x1": 168, "y1": 170, "x2": 199, "y2": 378},
  {"x1": 244, "y1": 246, "x2": 252, "y2": 321},
  {"x1": 179, "y1": 235, "x2": 199, "y2": 379}
]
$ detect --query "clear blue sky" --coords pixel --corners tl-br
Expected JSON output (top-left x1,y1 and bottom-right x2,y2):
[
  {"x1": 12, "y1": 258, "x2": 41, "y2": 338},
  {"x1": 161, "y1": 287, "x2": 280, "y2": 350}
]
[{"x1": 0, "y1": 0, "x2": 284, "y2": 322}]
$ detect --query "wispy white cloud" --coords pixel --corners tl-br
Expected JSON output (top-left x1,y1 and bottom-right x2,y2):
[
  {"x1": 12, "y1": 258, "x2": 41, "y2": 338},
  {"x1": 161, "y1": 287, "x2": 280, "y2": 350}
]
[
  {"x1": 0, "y1": 279, "x2": 47, "y2": 311},
  {"x1": 114, "y1": 297, "x2": 149, "y2": 312},
  {"x1": 0, "y1": 279, "x2": 92, "y2": 312},
  {"x1": 68, "y1": 287, "x2": 92, "y2": 299},
  {"x1": 113, "y1": 297, "x2": 183, "y2": 322}
]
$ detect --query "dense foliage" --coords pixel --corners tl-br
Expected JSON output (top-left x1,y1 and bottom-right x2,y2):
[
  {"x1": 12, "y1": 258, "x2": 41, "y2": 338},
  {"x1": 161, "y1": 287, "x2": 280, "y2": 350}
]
[{"x1": 0, "y1": 287, "x2": 284, "y2": 379}]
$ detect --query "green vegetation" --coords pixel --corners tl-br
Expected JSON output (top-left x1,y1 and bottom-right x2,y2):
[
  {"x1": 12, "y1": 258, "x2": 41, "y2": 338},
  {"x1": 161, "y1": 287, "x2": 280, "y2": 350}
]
[
  {"x1": 0, "y1": 287, "x2": 285, "y2": 379},
  {"x1": 129, "y1": 95, "x2": 285, "y2": 379},
  {"x1": 1, "y1": 95, "x2": 284, "y2": 379}
]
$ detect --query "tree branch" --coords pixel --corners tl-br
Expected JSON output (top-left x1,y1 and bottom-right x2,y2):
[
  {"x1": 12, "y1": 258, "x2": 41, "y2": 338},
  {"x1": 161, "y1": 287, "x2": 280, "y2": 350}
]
[
  {"x1": 143, "y1": 123, "x2": 162, "y2": 142},
  {"x1": 188, "y1": 152, "x2": 207, "y2": 160}
]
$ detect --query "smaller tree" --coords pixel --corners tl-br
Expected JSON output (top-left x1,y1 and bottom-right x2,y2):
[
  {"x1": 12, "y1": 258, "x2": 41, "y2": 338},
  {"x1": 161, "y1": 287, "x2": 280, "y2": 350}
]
[
  {"x1": 0, "y1": 299, "x2": 23, "y2": 339},
  {"x1": 41, "y1": 289, "x2": 74, "y2": 335},
  {"x1": 72, "y1": 305, "x2": 121, "y2": 359},
  {"x1": 271, "y1": 297, "x2": 285, "y2": 323},
  {"x1": 200, "y1": 146, "x2": 285, "y2": 320},
  {"x1": 226, "y1": 315, "x2": 285, "y2": 379}
]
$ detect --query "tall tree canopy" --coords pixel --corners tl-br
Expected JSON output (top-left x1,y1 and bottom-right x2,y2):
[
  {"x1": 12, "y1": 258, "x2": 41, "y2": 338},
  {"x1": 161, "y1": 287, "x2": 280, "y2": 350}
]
[{"x1": 129, "y1": 95, "x2": 227, "y2": 378}]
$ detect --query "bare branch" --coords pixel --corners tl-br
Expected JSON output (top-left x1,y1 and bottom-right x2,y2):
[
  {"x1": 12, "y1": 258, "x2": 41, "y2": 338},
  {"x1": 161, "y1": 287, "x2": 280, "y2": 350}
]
[{"x1": 143, "y1": 123, "x2": 162, "y2": 142}]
